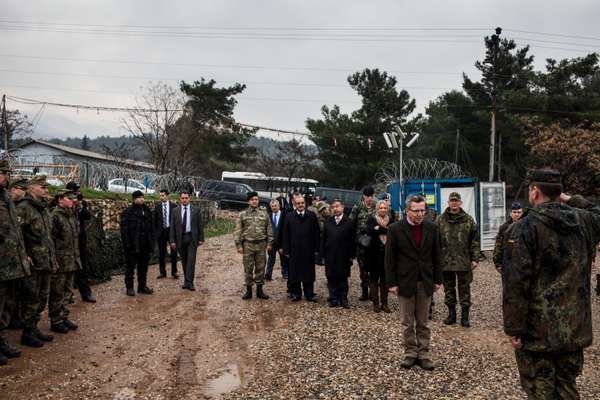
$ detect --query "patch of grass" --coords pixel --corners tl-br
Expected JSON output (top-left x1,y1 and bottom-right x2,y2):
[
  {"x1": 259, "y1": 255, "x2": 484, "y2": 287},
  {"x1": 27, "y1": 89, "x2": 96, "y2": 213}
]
[{"x1": 204, "y1": 218, "x2": 236, "y2": 238}]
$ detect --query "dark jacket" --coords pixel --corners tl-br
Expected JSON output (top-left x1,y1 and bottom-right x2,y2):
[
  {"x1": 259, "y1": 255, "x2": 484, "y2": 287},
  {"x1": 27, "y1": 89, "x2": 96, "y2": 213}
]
[
  {"x1": 0, "y1": 187, "x2": 29, "y2": 281},
  {"x1": 169, "y1": 204, "x2": 204, "y2": 249},
  {"x1": 153, "y1": 200, "x2": 177, "y2": 235},
  {"x1": 437, "y1": 208, "x2": 480, "y2": 272},
  {"x1": 268, "y1": 210, "x2": 285, "y2": 251},
  {"x1": 365, "y1": 215, "x2": 390, "y2": 275},
  {"x1": 502, "y1": 196, "x2": 600, "y2": 353},
  {"x1": 120, "y1": 203, "x2": 154, "y2": 254},
  {"x1": 384, "y1": 219, "x2": 442, "y2": 297},
  {"x1": 493, "y1": 218, "x2": 514, "y2": 270},
  {"x1": 320, "y1": 215, "x2": 355, "y2": 278},
  {"x1": 17, "y1": 195, "x2": 59, "y2": 273},
  {"x1": 75, "y1": 201, "x2": 92, "y2": 246},
  {"x1": 52, "y1": 206, "x2": 82, "y2": 273},
  {"x1": 282, "y1": 209, "x2": 320, "y2": 283}
]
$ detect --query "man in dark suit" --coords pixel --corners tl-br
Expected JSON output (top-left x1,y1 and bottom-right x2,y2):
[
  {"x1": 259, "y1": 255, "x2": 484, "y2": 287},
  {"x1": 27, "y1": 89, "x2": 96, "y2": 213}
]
[
  {"x1": 385, "y1": 194, "x2": 442, "y2": 371},
  {"x1": 154, "y1": 189, "x2": 178, "y2": 279},
  {"x1": 265, "y1": 199, "x2": 284, "y2": 281},
  {"x1": 169, "y1": 192, "x2": 204, "y2": 291}
]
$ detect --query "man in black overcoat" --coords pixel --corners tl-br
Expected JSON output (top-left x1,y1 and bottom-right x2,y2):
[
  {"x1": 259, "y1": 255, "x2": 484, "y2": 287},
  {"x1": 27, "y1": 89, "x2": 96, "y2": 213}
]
[
  {"x1": 282, "y1": 195, "x2": 320, "y2": 302},
  {"x1": 321, "y1": 199, "x2": 355, "y2": 308}
]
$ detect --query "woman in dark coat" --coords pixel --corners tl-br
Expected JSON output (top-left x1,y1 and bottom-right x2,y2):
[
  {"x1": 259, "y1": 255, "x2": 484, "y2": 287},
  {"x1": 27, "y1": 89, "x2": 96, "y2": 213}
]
[
  {"x1": 366, "y1": 200, "x2": 392, "y2": 313},
  {"x1": 321, "y1": 199, "x2": 355, "y2": 308}
]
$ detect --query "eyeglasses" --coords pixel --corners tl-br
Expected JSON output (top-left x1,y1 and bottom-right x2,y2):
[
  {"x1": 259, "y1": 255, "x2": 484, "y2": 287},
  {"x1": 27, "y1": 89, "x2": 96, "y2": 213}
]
[{"x1": 407, "y1": 209, "x2": 426, "y2": 214}]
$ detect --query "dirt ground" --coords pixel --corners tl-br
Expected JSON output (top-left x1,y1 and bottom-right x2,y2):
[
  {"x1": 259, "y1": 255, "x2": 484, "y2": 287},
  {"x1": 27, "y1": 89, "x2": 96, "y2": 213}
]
[{"x1": 1, "y1": 234, "x2": 600, "y2": 399}]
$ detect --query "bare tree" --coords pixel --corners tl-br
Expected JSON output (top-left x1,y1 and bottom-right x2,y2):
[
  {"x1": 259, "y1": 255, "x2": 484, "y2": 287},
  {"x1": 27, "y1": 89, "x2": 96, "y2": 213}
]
[
  {"x1": 122, "y1": 82, "x2": 184, "y2": 174},
  {"x1": 258, "y1": 138, "x2": 318, "y2": 183}
]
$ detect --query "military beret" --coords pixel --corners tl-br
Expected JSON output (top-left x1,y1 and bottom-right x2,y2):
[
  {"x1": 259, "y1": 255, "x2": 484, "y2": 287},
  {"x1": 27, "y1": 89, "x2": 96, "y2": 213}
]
[
  {"x1": 526, "y1": 169, "x2": 562, "y2": 186},
  {"x1": 362, "y1": 186, "x2": 375, "y2": 196},
  {"x1": 448, "y1": 192, "x2": 461, "y2": 201},
  {"x1": 28, "y1": 175, "x2": 49, "y2": 187},
  {"x1": 511, "y1": 201, "x2": 523, "y2": 210},
  {"x1": 9, "y1": 178, "x2": 28, "y2": 190},
  {"x1": 0, "y1": 158, "x2": 12, "y2": 173},
  {"x1": 131, "y1": 190, "x2": 144, "y2": 199},
  {"x1": 54, "y1": 189, "x2": 78, "y2": 199},
  {"x1": 65, "y1": 181, "x2": 80, "y2": 191},
  {"x1": 247, "y1": 191, "x2": 259, "y2": 201}
]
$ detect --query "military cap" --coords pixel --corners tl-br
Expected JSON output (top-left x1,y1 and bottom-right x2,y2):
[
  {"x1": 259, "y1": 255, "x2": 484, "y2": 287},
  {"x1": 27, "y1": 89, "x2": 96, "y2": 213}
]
[
  {"x1": 9, "y1": 178, "x2": 28, "y2": 190},
  {"x1": 526, "y1": 169, "x2": 562, "y2": 186},
  {"x1": 247, "y1": 191, "x2": 259, "y2": 201},
  {"x1": 131, "y1": 190, "x2": 144, "y2": 199},
  {"x1": 448, "y1": 192, "x2": 462, "y2": 201},
  {"x1": 316, "y1": 201, "x2": 330, "y2": 212},
  {"x1": 362, "y1": 186, "x2": 375, "y2": 196},
  {"x1": 511, "y1": 201, "x2": 523, "y2": 210},
  {"x1": 0, "y1": 158, "x2": 12, "y2": 172},
  {"x1": 54, "y1": 189, "x2": 78, "y2": 199},
  {"x1": 28, "y1": 175, "x2": 49, "y2": 187}
]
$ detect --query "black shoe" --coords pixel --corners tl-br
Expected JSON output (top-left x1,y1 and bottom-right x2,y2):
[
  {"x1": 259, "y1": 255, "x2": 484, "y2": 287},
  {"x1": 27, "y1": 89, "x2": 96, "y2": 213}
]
[
  {"x1": 242, "y1": 286, "x2": 253, "y2": 300},
  {"x1": 444, "y1": 305, "x2": 457, "y2": 325},
  {"x1": 172, "y1": 274, "x2": 179, "y2": 279},
  {"x1": 461, "y1": 306, "x2": 471, "y2": 328},
  {"x1": 126, "y1": 288, "x2": 135, "y2": 296},
  {"x1": 0, "y1": 352, "x2": 7, "y2": 366},
  {"x1": 138, "y1": 287, "x2": 154, "y2": 295},
  {"x1": 329, "y1": 300, "x2": 338, "y2": 308},
  {"x1": 0, "y1": 336, "x2": 21, "y2": 358},
  {"x1": 340, "y1": 299, "x2": 350, "y2": 309},
  {"x1": 401, "y1": 357, "x2": 416, "y2": 369},
  {"x1": 63, "y1": 319, "x2": 78, "y2": 331},
  {"x1": 34, "y1": 328, "x2": 53, "y2": 342},
  {"x1": 157, "y1": 274, "x2": 167, "y2": 279},
  {"x1": 188, "y1": 285, "x2": 196, "y2": 291},
  {"x1": 50, "y1": 323, "x2": 69, "y2": 334},
  {"x1": 417, "y1": 358, "x2": 435, "y2": 371},
  {"x1": 305, "y1": 295, "x2": 317, "y2": 303},
  {"x1": 359, "y1": 285, "x2": 369, "y2": 301},
  {"x1": 256, "y1": 285, "x2": 269, "y2": 300},
  {"x1": 291, "y1": 295, "x2": 302, "y2": 302},
  {"x1": 82, "y1": 293, "x2": 97, "y2": 303},
  {"x1": 21, "y1": 329, "x2": 43, "y2": 348}
]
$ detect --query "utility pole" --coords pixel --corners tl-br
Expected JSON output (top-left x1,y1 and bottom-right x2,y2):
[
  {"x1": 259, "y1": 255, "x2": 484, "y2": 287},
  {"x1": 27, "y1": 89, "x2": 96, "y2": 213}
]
[
  {"x1": 488, "y1": 27, "x2": 502, "y2": 182},
  {"x1": 497, "y1": 132, "x2": 502, "y2": 181},
  {"x1": 1, "y1": 94, "x2": 7, "y2": 154},
  {"x1": 454, "y1": 128, "x2": 460, "y2": 165}
]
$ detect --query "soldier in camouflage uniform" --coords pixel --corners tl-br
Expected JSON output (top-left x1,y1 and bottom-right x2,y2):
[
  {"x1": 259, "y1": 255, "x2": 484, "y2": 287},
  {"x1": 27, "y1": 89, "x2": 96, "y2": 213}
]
[
  {"x1": 503, "y1": 169, "x2": 600, "y2": 399},
  {"x1": 48, "y1": 189, "x2": 81, "y2": 334},
  {"x1": 0, "y1": 160, "x2": 30, "y2": 365},
  {"x1": 437, "y1": 192, "x2": 480, "y2": 327},
  {"x1": 492, "y1": 201, "x2": 523, "y2": 273},
  {"x1": 17, "y1": 175, "x2": 59, "y2": 347},
  {"x1": 350, "y1": 186, "x2": 377, "y2": 301},
  {"x1": 9, "y1": 178, "x2": 28, "y2": 202},
  {"x1": 235, "y1": 191, "x2": 273, "y2": 300}
]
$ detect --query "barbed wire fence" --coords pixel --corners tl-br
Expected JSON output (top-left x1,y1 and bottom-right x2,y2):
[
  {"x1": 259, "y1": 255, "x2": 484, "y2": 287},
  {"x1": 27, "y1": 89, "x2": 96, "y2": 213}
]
[{"x1": 375, "y1": 158, "x2": 469, "y2": 189}]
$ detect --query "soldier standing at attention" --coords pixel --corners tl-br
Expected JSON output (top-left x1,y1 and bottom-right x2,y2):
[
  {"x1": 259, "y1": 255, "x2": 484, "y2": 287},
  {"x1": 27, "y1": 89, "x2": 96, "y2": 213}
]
[
  {"x1": 437, "y1": 192, "x2": 480, "y2": 328},
  {"x1": 503, "y1": 169, "x2": 600, "y2": 399},
  {"x1": 350, "y1": 186, "x2": 377, "y2": 301},
  {"x1": 17, "y1": 175, "x2": 59, "y2": 347},
  {"x1": 493, "y1": 201, "x2": 523, "y2": 273},
  {"x1": 0, "y1": 160, "x2": 30, "y2": 365},
  {"x1": 48, "y1": 190, "x2": 81, "y2": 334},
  {"x1": 235, "y1": 191, "x2": 273, "y2": 300}
]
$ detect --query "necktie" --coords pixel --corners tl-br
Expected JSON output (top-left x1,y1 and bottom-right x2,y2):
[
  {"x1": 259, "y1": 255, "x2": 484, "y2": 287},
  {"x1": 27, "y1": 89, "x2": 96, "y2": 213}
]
[
  {"x1": 272, "y1": 214, "x2": 276, "y2": 226},
  {"x1": 163, "y1": 203, "x2": 168, "y2": 228},
  {"x1": 183, "y1": 206, "x2": 188, "y2": 232},
  {"x1": 336, "y1": 216, "x2": 341, "y2": 225}
]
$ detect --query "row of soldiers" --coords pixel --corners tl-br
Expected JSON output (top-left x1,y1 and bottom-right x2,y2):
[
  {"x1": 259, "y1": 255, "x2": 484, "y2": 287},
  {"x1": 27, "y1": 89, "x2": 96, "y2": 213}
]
[{"x1": 0, "y1": 160, "x2": 84, "y2": 366}]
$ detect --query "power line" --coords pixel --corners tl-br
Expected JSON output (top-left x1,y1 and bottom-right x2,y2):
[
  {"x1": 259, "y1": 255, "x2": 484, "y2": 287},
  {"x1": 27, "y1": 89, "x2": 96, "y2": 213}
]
[{"x1": 506, "y1": 28, "x2": 600, "y2": 42}]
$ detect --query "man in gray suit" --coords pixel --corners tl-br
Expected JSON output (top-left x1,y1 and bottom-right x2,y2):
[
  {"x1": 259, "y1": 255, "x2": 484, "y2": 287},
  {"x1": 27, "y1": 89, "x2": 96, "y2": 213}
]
[{"x1": 170, "y1": 191, "x2": 204, "y2": 291}]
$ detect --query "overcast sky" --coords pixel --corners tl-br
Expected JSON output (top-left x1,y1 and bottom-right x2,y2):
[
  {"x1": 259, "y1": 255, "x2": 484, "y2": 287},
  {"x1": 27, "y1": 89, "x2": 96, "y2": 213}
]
[{"x1": 1, "y1": 0, "x2": 599, "y2": 142}]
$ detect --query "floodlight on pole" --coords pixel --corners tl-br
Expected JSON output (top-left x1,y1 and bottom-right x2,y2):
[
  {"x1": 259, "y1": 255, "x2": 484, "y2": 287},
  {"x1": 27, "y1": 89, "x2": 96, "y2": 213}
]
[
  {"x1": 382, "y1": 132, "x2": 393, "y2": 149},
  {"x1": 406, "y1": 133, "x2": 420, "y2": 148}
]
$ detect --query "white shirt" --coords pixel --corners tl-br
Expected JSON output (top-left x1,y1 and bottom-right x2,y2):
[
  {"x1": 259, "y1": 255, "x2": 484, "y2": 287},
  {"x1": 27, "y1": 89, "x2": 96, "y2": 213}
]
[
  {"x1": 335, "y1": 215, "x2": 342, "y2": 225},
  {"x1": 297, "y1": 211, "x2": 304, "y2": 218},
  {"x1": 181, "y1": 205, "x2": 191, "y2": 233},
  {"x1": 162, "y1": 201, "x2": 170, "y2": 228}
]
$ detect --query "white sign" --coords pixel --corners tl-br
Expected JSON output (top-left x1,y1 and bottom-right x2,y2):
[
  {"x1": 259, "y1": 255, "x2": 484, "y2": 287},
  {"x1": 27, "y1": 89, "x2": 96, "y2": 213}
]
[{"x1": 479, "y1": 182, "x2": 506, "y2": 251}]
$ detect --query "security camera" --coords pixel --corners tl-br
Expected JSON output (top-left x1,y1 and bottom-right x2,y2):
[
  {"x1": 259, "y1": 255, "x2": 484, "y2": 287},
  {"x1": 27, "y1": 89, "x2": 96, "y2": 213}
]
[{"x1": 406, "y1": 133, "x2": 420, "y2": 148}]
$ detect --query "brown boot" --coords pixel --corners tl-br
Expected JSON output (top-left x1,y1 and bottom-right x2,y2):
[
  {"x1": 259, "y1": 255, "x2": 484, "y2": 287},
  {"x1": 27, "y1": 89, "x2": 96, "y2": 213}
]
[
  {"x1": 380, "y1": 284, "x2": 391, "y2": 313},
  {"x1": 370, "y1": 282, "x2": 380, "y2": 313}
]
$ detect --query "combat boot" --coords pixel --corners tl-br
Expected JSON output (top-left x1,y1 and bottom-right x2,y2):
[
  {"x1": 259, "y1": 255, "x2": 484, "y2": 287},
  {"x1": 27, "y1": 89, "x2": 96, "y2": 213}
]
[
  {"x1": 461, "y1": 306, "x2": 471, "y2": 328},
  {"x1": 50, "y1": 322, "x2": 69, "y2": 334},
  {"x1": 256, "y1": 285, "x2": 269, "y2": 300},
  {"x1": 0, "y1": 336, "x2": 21, "y2": 358},
  {"x1": 380, "y1": 285, "x2": 391, "y2": 314},
  {"x1": 20, "y1": 328, "x2": 43, "y2": 348},
  {"x1": 63, "y1": 319, "x2": 78, "y2": 330},
  {"x1": 443, "y1": 305, "x2": 457, "y2": 325},
  {"x1": 596, "y1": 274, "x2": 600, "y2": 296},
  {"x1": 0, "y1": 352, "x2": 7, "y2": 366},
  {"x1": 370, "y1": 282, "x2": 380, "y2": 313},
  {"x1": 241, "y1": 285, "x2": 253, "y2": 300},
  {"x1": 359, "y1": 284, "x2": 369, "y2": 301},
  {"x1": 34, "y1": 327, "x2": 54, "y2": 342}
]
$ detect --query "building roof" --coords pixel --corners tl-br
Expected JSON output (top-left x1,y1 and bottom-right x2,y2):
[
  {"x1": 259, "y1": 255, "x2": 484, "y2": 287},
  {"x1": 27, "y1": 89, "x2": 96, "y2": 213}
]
[{"x1": 19, "y1": 139, "x2": 155, "y2": 170}]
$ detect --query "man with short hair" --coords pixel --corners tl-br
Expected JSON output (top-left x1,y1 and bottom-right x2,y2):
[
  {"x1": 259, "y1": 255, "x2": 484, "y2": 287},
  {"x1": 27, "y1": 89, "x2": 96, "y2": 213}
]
[
  {"x1": 235, "y1": 192, "x2": 273, "y2": 299},
  {"x1": 265, "y1": 199, "x2": 282, "y2": 281},
  {"x1": 350, "y1": 186, "x2": 377, "y2": 301},
  {"x1": 154, "y1": 189, "x2": 178, "y2": 279},
  {"x1": 493, "y1": 201, "x2": 523, "y2": 273},
  {"x1": 503, "y1": 169, "x2": 600, "y2": 399},
  {"x1": 385, "y1": 195, "x2": 442, "y2": 371},
  {"x1": 0, "y1": 160, "x2": 30, "y2": 364},
  {"x1": 437, "y1": 192, "x2": 480, "y2": 328},
  {"x1": 170, "y1": 191, "x2": 204, "y2": 291},
  {"x1": 120, "y1": 190, "x2": 155, "y2": 296}
]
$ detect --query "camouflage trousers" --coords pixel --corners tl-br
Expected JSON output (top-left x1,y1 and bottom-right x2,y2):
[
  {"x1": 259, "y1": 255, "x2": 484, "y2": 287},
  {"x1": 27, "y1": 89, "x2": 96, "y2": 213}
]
[
  {"x1": 0, "y1": 281, "x2": 15, "y2": 330},
  {"x1": 356, "y1": 246, "x2": 370, "y2": 288},
  {"x1": 515, "y1": 349, "x2": 583, "y2": 400},
  {"x1": 443, "y1": 270, "x2": 472, "y2": 308},
  {"x1": 49, "y1": 271, "x2": 74, "y2": 325},
  {"x1": 243, "y1": 241, "x2": 267, "y2": 286},
  {"x1": 20, "y1": 271, "x2": 51, "y2": 328}
]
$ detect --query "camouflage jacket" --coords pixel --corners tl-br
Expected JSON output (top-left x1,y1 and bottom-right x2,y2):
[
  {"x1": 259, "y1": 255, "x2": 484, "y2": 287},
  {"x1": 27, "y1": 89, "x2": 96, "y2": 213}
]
[
  {"x1": 436, "y1": 208, "x2": 480, "y2": 271},
  {"x1": 493, "y1": 219, "x2": 514, "y2": 270},
  {"x1": 17, "y1": 195, "x2": 59, "y2": 273},
  {"x1": 234, "y1": 207, "x2": 273, "y2": 248},
  {"x1": 52, "y1": 207, "x2": 82, "y2": 273},
  {"x1": 502, "y1": 196, "x2": 600, "y2": 352},
  {"x1": 350, "y1": 202, "x2": 377, "y2": 234},
  {"x1": 0, "y1": 187, "x2": 30, "y2": 281}
]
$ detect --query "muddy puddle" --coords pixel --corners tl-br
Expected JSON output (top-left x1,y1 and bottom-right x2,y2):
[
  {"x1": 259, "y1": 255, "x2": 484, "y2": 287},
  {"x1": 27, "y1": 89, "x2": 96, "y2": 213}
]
[{"x1": 203, "y1": 362, "x2": 243, "y2": 398}]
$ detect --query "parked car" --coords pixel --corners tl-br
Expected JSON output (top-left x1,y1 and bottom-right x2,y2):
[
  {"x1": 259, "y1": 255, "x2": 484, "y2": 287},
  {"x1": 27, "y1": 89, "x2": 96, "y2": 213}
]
[
  {"x1": 106, "y1": 178, "x2": 155, "y2": 194},
  {"x1": 197, "y1": 179, "x2": 270, "y2": 210}
]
